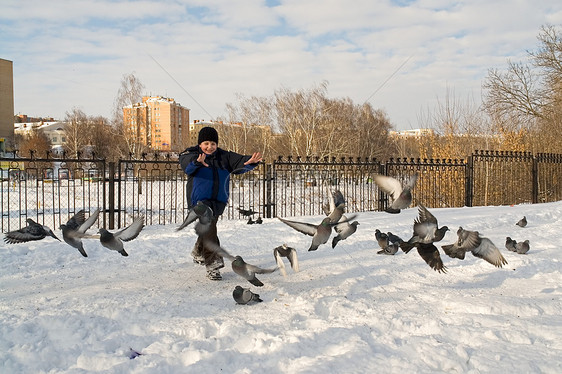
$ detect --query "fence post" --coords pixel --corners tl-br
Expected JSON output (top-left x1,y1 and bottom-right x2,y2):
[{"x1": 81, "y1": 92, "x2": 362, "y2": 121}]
[
  {"x1": 532, "y1": 155, "x2": 538, "y2": 204},
  {"x1": 108, "y1": 162, "x2": 115, "y2": 229},
  {"x1": 465, "y1": 154, "x2": 473, "y2": 207},
  {"x1": 263, "y1": 162, "x2": 273, "y2": 218}
]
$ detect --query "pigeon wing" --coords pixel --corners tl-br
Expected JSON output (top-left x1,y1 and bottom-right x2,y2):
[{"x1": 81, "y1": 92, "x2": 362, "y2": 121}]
[
  {"x1": 177, "y1": 209, "x2": 199, "y2": 231},
  {"x1": 114, "y1": 216, "x2": 144, "y2": 242},
  {"x1": 66, "y1": 210, "x2": 86, "y2": 230},
  {"x1": 274, "y1": 248, "x2": 287, "y2": 276},
  {"x1": 205, "y1": 242, "x2": 236, "y2": 261},
  {"x1": 277, "y1": 217, "x2": 318, "y2": 236},
  {"x1": 4, "y1": 227, "x2": 44, "y2": 243},
  {"x1": 78, "y1": 208, "x2": 100, "y2": 234},
  {"x1": 416, "y1": 204, "x2": 438, "y2": 225},
  {"x1": 373, "y1": 175, "x2": 402, "y2": 203},
  {"x1": 245, "y1": 263, "x2": 277, "y2": 275},
  {"x1": 471, "y1": 238, "x2": 508, "y2": 268},
  {"x1": 416, "y1": 243, "x2": 447, "y2": 273}
]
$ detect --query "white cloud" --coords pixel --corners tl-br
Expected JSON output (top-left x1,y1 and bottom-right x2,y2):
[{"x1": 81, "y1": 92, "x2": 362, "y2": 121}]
[{"x1": 3, "y1": 0, "x2": 562, "y2": 129}]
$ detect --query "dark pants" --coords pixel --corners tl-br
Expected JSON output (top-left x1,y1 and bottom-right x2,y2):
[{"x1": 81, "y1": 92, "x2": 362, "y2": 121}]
[{"x1": 192, "y1": 217, "x2": 225, "y2": 270}]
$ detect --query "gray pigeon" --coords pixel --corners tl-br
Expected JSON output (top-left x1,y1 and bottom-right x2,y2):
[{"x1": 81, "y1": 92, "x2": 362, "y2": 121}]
[
  {"x1": 98, "y1": 216, "x2": 144, "y2": 256},
  {"x1": 238, "y1": 207, "x2": 258, "y2": 217},
  {"x1": 375, "y1": 229, "x2": 389, "y2": 250},
  {"x1": 177, "y1": 201, "x2": 213, "y2": 232},
  {"x1": 273, "y1": 244, "x2": 299, "y2": 276},
  {"x1": 278, "y1": 215, "x2": 356, "y2": 252},
  {"x1": 516, "y1": 216, "x2": 527, "y2": 227},
  {"x1": 441, "y1": 227, "x2": 508, "y2": 268},
  {"x1": 505, "y1": 237, "x2": 517, "y2": 252},
  {"x1": 373, "y1": 173, "x2": 418, "y2": 213},
  {"x1": 377, "y1": 241, "x2": 399, "y2": 255},
  {"x1": 401, "y1": 204, "x2": 449, "y2": 252},
  {"x1": 233, "y1": 285, "x2": 263, "y2": 304},
  {"x1": 515, "y1": 239, "x2": 530, "y2": 254},
  {"x1": 387, "y1": 231, "x2": 405, "y2": 246},
  {"x1": 60, "y1": 208, "x2": 100, "y2": 257},
  {"x1": 4, "y1": 218, "x2": 60, "y2": 244},
  {"x1": 331, "y1": 215, "x2": 359, "y2": 248},
  {"x1": 206, "y1": 242, "x2": 277, "y2": 286}
]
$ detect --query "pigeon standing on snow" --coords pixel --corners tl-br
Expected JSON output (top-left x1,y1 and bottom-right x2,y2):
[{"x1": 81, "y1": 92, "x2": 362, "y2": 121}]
[
  {"x1": 377, "y1": 231, "x2": 404, "y2": 255},
  {"x1": 373, "y1": 173, "x2": 418, "y2": 213},
  {"x1": 331, "y1": 215, "x2": 359, "y2": 248},
  {"x1": 98, "y1": 216, "x2": 145, "y2": 256},
  {"x1": 375, "y1": 229, "x2": 389, "y2": 250},
  {"x1": 60, "y1": 208, "x2": 100, "y2": 257},
  {"x1": 4, "y1": 218, "x2": 60, "y2": 244},
  {"x1": 233, "y1": 285, "x2": 263, "y2": 304},
  {"x1": 515, "y1": 239, "x2": 530, "y2": 254},
  {"x1": 206, "y1": 242, "x2": 277, "y2": 286},
  {"x1": 441, "y1": 227, "x2": 508, "y2": 268},
  {"x1": 505, "y1": 237, "x2": 517, "y2": 252},
  {"x1": 516, "y1": 216, "x2": 527, "y2": 227},
  {"x1": 377, "y1": 242, "x2": 399, "y2": 255},
  {"x1": 238, "y1": 207, "x2": 258, "y2": 217},
  {"x1": 273, "y1": 244, "x2": 299, "y2": 276}
]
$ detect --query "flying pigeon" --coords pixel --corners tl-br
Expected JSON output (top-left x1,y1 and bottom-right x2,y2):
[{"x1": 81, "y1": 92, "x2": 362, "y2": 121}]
[
  {"x1": 177, "y1": 201, "x2": 213, "y2": 232},
  {"x1": 59, "y1": 208, "x2": 100, "y2": 257},
  {"x1": 98, "y1": 215, "x2": 145, "y2": 256},
  {"x1": 505, "y1": 237, "x2": 517, "y2": 252},
  {"x1": 401, "y1": 204, "x2": 449, "y2": 252},
  {"x1": 127, "y1": 348, "x2": 143, "y2": 359},
  {"x1": 415, "y1": 242, "x2": 447, "y2": 273},
  {"x1": 233, "y1": 285, "x2": 263, "y2": 304},
  {"x1": 441, "y1": 227, "x2": 508, "y2": 268},
  {"x1": 515, "y1": 239, "x2": 530, "y2": 254},
  {"x1": 273, "y1": 244, "x2": 299, "y2": 276},
  {"x1": 238, "y1": 207, "x2": 258, "y2": 217},
  {"x1": 373, "y1": 173, "x2": 418, "y2": 213},
  {"x1": 322, "y1": 189, "x2": 346, "y2": 217},
  {"x1": 206, "y1": 242, "x2": 277, "y2": 286},
  {"x1": 516, "y1": 216, "x2": 527, "y2": 227},
  {"x1": 375, "y1": 229, "x2": 389, "y2": 250},
  {"x1": 331, "y1": 216, "x2": 359, "y2": 248},
  {"x1": 278, "y1": 215, "x2": 356, "y2": 251},
  {"x1": 4, "y1": 218, "x2": 60, "y2": 244}
]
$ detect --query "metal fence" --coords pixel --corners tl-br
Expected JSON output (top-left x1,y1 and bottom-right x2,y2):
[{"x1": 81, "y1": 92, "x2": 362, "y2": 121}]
[{"x1": 1, "y1": 150, "x2": 561, "y2": 232}]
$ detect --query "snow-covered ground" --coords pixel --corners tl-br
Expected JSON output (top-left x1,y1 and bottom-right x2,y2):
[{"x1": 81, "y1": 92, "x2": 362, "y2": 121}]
[{"x1": 1, "y1": 201, "x2": 561, "y2": 373}]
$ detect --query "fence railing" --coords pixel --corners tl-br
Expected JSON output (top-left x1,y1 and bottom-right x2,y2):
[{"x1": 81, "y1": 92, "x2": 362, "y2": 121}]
[{"x1": 1, "y1": 150, "x2": 561, "y2": 232}]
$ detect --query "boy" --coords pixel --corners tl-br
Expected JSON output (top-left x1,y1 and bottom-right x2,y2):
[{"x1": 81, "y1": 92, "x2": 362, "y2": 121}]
[{"x1": 179, "y1": 126, "x2": 262, "y2": 280}]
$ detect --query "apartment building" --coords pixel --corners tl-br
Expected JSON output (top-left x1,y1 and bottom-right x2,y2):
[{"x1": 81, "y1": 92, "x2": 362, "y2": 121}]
[
  {"x1": 123, "y1": 96, "x2": 190, "y2": 151},
  {"x1": 0, "y1": 58, "x2": 15, "y2": 152}
]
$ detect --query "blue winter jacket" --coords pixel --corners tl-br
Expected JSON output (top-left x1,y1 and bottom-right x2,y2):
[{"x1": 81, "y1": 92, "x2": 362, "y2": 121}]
[{"x1": 179, "y1": 145, "x2": 258, "y2": 216}]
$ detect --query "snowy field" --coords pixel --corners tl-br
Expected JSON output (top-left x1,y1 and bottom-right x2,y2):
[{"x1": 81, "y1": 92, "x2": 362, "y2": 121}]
[{"x1": 1, "y1": 201, "x2": 561, "y2": 373}]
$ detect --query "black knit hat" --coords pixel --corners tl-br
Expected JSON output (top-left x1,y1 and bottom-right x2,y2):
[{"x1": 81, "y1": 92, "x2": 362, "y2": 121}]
[{"x1": 198, "y1": 126, "x2": 219, "y2": 144}]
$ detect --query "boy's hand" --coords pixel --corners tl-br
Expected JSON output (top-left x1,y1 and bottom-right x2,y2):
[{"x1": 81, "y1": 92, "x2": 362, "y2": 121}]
[
  {"x1": 197, "y1": 153, "x2": 209, "y2": 167},
  {"x1": 244, "y1": 152, "x2": 263, "y2": 165}
]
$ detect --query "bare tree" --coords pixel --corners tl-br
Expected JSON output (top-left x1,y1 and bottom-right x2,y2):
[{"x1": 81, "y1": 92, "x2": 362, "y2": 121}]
[
  {"x1": 483, "y1": 24, "x2": 562, "y2": 152},
  {"x1": 18, "y1": 128, "x2": 51, "y2": 158},
  {"x1": 113, "y1": 73, "x2": 146, "y2": 157},
  {"x1": 63, "y1": 108, "x2": 90, "y2": 157},
  {"x1": 223, "y1": 82, "x2": 393, "y2": 159}
]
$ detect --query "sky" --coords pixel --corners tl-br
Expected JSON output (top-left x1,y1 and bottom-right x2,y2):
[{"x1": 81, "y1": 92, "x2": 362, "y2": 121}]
[
  {"x1": 1, "y1": 199, "x2": 561, "y2": 372},
  {"x1": 2, "y1": 1, "x2": 562, "y2": 130}
]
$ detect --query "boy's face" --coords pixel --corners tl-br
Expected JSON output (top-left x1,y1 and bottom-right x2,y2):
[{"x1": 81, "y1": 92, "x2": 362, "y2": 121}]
[{"x1": 200, "y1": 141, "x2": 217, "y2": 155}]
